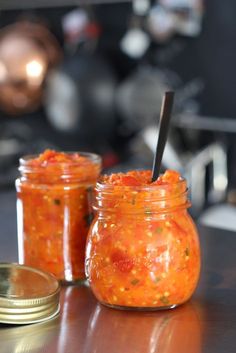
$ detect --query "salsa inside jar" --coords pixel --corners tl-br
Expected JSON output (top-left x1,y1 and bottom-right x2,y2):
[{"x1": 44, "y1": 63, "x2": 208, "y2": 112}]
[
  {"x1": 86, "y1": 169, "x2": 201, "y2": 309},
  {"x1": 16, "y1": 149, "x2": 101, "y2": 282}
]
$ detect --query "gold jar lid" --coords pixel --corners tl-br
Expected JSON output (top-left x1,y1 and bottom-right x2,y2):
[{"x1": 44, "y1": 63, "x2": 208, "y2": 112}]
[{"x1": 0, "y1": 263, "x2": 60, "y2": 324}]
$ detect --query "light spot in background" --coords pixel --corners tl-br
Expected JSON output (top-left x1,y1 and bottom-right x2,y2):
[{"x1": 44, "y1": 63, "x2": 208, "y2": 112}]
[
  {"x1": 0, "y1": 61, "x2": 7, "y2": 83},
  {"x1": 26, "y1": 60, "x2": 45, "y2": 85}
]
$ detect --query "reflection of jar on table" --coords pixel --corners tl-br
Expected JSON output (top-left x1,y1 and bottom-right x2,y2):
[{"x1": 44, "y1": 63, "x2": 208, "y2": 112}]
[
  {"x1": 16, "y1": 150, "x2": 101, "y2": 283},
  {"x1": 86, "y1": 302, "x2": 202, "y2": 353},
  {"x1": 52, "y1": 286, "x2": 97, "y2": 353},
  {"x1": 86, "y1": 170, "x2": 201, "y2": 309}
]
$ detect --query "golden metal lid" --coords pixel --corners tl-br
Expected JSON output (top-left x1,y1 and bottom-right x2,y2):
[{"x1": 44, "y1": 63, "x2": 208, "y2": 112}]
[{"x1": 0, "y1": 263, "x2": 60, "y2": 324}]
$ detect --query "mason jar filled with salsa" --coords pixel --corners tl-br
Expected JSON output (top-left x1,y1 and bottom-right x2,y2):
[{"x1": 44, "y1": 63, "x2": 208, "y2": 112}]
[
  {"x1": 16, "y1": 149, "x2": 101, "y2": 283},
  {"x1": 85, "y1": 169, "x2": 200, "y2": 310}
]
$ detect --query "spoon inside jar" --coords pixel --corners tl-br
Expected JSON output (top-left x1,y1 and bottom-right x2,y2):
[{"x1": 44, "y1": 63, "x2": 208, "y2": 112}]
[{"x1": 151, "y1": 91, "x2": 175, "y2": 182}]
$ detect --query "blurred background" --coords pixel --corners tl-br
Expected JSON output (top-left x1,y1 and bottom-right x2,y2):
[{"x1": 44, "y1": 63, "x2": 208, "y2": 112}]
[{"x1": 0, "y1": 0, "x2": 236, "y2": 227}]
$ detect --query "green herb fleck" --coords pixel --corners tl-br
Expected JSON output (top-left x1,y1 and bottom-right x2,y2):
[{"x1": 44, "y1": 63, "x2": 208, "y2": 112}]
[
  {"x1": 145, "y1": 207, "x2": 152, "y2": 215},
  {"x1": 160, "y1": 296, "x2": 170, "y2": 305},
  {"x1": 130, "y1": 279, "x2": 140, "y2": 285},
  {"x1": 153, "y1": 276, "x2": 161, "y2": 283},
  {"x1": 84, "y1": 213, "x2": 94, "y2": 227},
  {"x1": 131, "y1": 196, "x2": 136, "y2": 205},
  {"x1": 155, "y1": 227, "x2": 163, "y2": 234},
  {"x1": 54, "y1": 199, "x2": 61, "y2": 205},
  {"x1": 184, "y1": 247, "x2": 190, "y2": 256}
]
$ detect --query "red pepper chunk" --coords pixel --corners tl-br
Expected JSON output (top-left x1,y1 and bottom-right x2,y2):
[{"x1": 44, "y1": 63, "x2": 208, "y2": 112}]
[
  {"x1": 154, "y1": 170, "x2": 180, "y2": 185},
  {"x1": 119, "y1": 176, "x2": 141, "y2": 186},
  {"x1": 111, "y1": 250, "x2": 134, "y2": 273}
]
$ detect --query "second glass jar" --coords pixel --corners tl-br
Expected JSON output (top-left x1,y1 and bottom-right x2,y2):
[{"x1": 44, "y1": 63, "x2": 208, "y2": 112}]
[{"x1": 16, "y1": 150, "x2": 101, "y2": 283}]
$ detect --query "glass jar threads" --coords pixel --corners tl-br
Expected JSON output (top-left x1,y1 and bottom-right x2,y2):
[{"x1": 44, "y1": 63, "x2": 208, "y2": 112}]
[
  {"x1": 16, "y1": 150, "x2": 101, "y2": 283},
  {"x1": 86, "y1": 170, "x2": 200, "y2": 310}
]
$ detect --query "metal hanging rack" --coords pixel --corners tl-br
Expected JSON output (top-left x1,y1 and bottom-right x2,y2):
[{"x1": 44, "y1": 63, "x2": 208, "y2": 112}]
[{"x1": 0, "y1": 0, "x2": 131, "y2": 10}]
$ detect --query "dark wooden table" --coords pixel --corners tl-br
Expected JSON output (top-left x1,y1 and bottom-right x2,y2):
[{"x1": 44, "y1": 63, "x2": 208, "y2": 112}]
[{"x1": 0, "y1": 190, "x2": 236, "y2": 353}]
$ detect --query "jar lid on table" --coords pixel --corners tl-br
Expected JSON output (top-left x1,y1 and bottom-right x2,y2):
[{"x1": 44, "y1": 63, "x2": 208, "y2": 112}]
[{"x1": 0, "y1": 263, "x2": 60, "y2": 324}]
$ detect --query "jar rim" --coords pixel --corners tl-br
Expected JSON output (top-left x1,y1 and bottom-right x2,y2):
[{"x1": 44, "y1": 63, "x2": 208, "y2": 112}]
[
  {"x1": 95, "y1": 176, "x2": 187, "y2": 192},
  {"x1": 19, "y1": 151, "x2": 102, "y2": 167}
]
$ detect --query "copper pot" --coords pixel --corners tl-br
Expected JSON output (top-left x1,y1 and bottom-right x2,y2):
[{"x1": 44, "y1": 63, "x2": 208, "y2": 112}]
[{"x1": 0, "y1": 21, "x2": 61, "y2": 115}]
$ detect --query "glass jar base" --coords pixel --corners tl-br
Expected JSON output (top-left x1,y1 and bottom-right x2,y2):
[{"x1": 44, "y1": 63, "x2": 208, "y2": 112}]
[{"x1": 99, "y1": 301, "x2": 179, "y2": 311}]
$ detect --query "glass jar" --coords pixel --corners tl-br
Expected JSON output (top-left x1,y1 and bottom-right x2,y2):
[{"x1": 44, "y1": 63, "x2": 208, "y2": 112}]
[
  {"x1": 16, "y1": 150, "x2": 101, "y2": 283},
  {"x1": 85, "y1": 174, "x2": 201, "y2": 310}
]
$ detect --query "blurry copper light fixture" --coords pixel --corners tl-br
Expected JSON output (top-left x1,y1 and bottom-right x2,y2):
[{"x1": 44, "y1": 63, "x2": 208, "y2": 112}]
[{"x1": 0, "y1": 21, "x2": 61, "y2": 115}]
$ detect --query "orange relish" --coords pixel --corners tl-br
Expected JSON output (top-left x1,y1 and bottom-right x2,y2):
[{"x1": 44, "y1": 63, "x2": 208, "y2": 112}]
[
  {"x1": 16, "y1": 149, "x2": 101, "y2": 282},
  {"x1": 86, "y1": 169, "x2": 200, "y2": 309}
]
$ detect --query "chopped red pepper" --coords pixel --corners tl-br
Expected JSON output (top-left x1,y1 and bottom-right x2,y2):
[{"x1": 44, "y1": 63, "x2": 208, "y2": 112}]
[
  {"x1": 17, "y1": 149, "x2": 101, "y2": 281},
  {"x1": 86, "y1": 169, "x2": 200, "y2": 308}
]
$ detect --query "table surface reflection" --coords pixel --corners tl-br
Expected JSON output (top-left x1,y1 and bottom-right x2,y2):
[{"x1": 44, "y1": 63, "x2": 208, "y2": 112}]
[{"x1": 0, "y1": 190, "x2": 236, "y2": 353}]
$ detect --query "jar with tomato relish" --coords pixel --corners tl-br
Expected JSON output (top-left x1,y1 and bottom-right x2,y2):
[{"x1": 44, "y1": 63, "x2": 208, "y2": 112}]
[
  {"x1": 85, "y1": 169, "x2": 201, "y2": 310},
  {"x1": 16, "y1": 149, "x2": 101, "y2": 283}
]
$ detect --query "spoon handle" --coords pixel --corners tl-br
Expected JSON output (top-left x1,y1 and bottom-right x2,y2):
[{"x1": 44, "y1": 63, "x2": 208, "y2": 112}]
[{"x1": 151, "y1": 91, "x2": 175, "y2": 182}]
